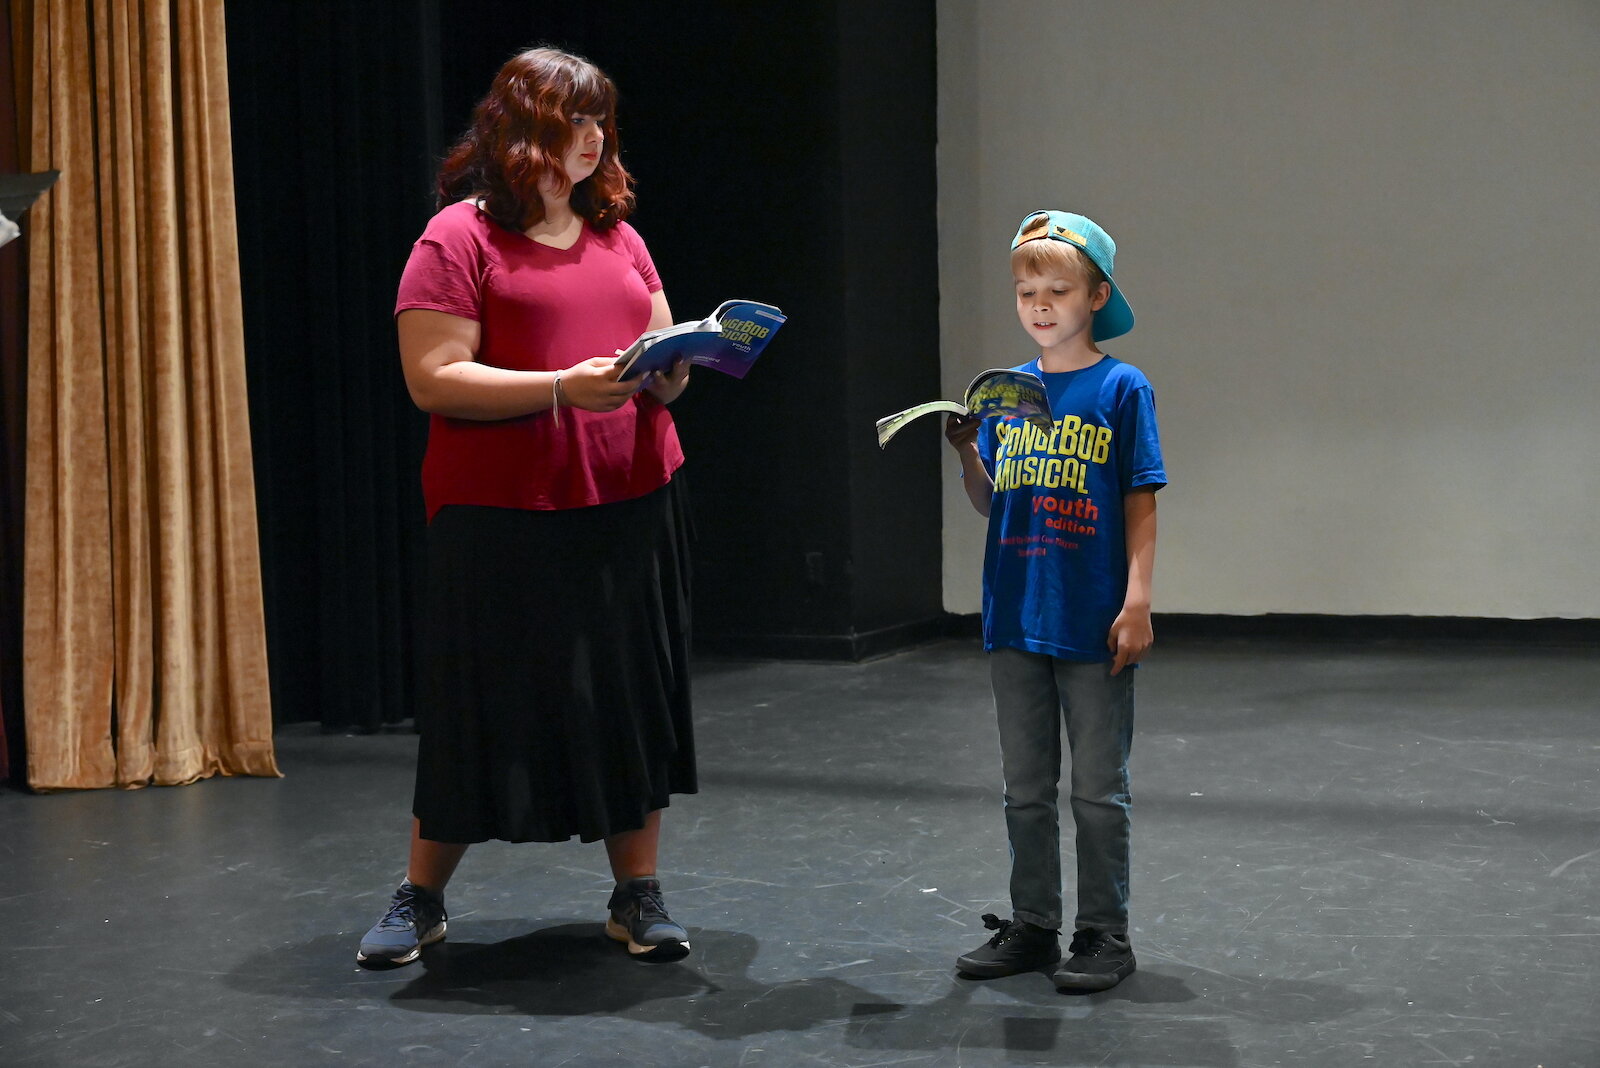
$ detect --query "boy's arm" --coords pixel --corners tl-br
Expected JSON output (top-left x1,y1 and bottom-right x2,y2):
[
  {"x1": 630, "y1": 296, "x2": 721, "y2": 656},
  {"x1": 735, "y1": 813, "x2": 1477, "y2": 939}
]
[
  {"x1": 1108, "y1": 488, "x2": 1158, "y2": 675},
  {"x1": 944, "y1": 415, "x2": 993, "y2": 517}
]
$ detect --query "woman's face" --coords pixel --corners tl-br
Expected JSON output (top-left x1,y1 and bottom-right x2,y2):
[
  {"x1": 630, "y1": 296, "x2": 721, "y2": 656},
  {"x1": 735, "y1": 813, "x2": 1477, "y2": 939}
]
[{"x1": 560, "y1": 113, "x2": 606, "y2": 184}]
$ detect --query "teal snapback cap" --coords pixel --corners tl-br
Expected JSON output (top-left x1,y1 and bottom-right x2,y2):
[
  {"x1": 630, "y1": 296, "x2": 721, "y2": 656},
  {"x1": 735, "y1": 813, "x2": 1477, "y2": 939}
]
[{"x1": 1011, "y1": 210, "x2": 1134, "y2": 342}]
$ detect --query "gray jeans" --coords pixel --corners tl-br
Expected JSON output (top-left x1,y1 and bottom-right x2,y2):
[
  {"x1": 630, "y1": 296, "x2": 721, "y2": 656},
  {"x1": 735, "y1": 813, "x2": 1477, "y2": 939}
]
[{"x1": 989, "y1": 646, "x2": 1134, "y2": 933}]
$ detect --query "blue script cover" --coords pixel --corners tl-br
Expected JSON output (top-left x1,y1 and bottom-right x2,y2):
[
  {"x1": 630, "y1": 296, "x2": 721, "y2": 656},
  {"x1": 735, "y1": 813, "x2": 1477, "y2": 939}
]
[{"x1": 616, "y1": 300, "x2": 786, "y2": 381}]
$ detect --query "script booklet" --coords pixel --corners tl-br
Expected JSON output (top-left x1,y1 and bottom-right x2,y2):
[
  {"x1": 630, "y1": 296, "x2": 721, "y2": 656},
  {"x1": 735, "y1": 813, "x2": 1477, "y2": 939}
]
[
  {"x1": 614, "y1": 299, "x2": 786, "y2": 381},
  {"x1": 875, "y1": 368, "x2": 1053, "y2": 448}
]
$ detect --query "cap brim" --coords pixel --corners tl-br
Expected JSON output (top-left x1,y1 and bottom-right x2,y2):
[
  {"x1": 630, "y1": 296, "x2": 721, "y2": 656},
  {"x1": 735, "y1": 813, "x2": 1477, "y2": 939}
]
[{"x1": 1092, "y1": 285, "x2": 1134, "y2": 343}]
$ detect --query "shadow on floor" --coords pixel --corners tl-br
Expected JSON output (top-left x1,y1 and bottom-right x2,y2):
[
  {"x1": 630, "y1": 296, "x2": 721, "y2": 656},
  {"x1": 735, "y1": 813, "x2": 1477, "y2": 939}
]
[{"x1": 225, "y1": 917, "x2": 1366, "y2": 1064}]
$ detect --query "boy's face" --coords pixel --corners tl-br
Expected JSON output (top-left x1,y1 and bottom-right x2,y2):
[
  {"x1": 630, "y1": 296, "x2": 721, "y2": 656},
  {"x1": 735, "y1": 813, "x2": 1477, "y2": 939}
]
[{"x1": 1014, "y1": 268, "x2": 1110, "y2": 354}]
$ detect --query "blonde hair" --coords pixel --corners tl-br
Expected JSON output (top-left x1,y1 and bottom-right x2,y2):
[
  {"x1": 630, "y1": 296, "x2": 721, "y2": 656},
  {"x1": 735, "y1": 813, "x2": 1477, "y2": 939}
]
[{"x1": 1011, "y1": 239, "x2": 1107, "y2": 291}]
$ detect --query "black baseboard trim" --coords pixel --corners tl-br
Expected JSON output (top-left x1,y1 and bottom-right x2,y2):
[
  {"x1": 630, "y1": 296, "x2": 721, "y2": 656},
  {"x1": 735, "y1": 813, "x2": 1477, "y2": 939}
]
[
  {"x1": 695, "y1": 613, "x2": 967, "y2": 662},
  {"x1": 1153, "y1": 613, "x2": 1600, "y2": 645},
  {"x1": 697, "y1": 612, "x2": 1599, "y2": 661}
]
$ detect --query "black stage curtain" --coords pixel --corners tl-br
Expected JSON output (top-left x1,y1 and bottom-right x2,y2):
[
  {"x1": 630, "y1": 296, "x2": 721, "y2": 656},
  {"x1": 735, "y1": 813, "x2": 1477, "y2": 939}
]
[
  {"x1": 2, "y1": 2, "x2": 26, "y2": 783},
  {"x1": 226, "y1": 1, "x2": 824, "y2": 731},
  {"x1": 225, "y1": 2, "x2": 441, "y2": 732},
  {"x1": 228, "y1": 1, "x2": 941, "y2": 728}
]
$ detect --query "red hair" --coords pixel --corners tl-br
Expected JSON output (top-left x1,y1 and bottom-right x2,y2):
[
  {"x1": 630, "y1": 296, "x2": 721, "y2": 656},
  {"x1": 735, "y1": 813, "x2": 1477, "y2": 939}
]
[{"x1": 437, "y1": 47, "x2": 635, "y2": 232}]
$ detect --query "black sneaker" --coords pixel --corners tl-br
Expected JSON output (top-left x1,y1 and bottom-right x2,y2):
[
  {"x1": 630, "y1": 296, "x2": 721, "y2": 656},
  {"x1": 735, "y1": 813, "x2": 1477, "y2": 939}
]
[
  {"x1": 605, "y1": 877, "x2": 690, "y2": 962},
  {"x1": 955, "y1": 913, "x2": 1061, "y2": 978},
  {"x1": 1052, "y1": 928, "x2": 1136, "y2": 992},
  {"x1": 356, "y1": 881, "x2": 447, "y2": 968}
]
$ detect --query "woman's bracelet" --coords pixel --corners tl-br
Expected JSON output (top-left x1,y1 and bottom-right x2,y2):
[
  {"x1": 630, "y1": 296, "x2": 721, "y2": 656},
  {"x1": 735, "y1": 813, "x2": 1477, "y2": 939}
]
[{"x1": 552, "y1": 372, "x2": 564, "y2": 428}]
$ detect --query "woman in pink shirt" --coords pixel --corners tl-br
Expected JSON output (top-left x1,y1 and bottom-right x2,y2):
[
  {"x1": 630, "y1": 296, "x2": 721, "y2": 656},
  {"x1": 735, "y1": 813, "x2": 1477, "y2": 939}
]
[{"x1": 356, "y1": 47, "x2": 697, "y2": 968}]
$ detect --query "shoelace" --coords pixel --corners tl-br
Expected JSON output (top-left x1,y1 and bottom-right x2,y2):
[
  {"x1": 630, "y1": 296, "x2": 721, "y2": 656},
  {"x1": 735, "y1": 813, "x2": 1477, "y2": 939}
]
[
  {"x1": 376, "y1": 885, "x2": 431, "y2": 932},
  {"x1": 978, "y1": 912, "x2": 1017, "y2": 947},
  {"x1": 1068, "y1": 930, "x2": 1112, "y2": 957},
  {"x1": 633, "y1": 884, "x2": 670, "y2": 924}
]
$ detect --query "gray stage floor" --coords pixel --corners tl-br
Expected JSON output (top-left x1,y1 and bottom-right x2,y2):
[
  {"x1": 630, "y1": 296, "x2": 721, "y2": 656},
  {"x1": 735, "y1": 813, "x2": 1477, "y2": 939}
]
[{"x1": 3, "y1": 637, "x2": 1597, "y2": 1067}]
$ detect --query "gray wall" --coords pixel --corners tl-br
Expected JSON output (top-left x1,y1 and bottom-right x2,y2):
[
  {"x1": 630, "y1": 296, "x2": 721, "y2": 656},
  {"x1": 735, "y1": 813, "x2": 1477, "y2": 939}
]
[{"x1": 937, "y1": 1, "x2": 1600, "y2": 618}]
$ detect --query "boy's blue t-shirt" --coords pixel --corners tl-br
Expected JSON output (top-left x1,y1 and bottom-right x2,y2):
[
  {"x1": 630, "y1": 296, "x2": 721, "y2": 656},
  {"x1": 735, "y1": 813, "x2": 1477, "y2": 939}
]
[{"x1": 976, "y1": 355, "x2": 1167, "y2": 661}]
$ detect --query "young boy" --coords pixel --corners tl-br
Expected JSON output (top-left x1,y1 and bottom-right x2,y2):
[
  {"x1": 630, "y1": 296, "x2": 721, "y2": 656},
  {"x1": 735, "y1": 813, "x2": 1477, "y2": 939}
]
[{"x1": 945, "y1": 210, "x2": 1165, "y2": 992}]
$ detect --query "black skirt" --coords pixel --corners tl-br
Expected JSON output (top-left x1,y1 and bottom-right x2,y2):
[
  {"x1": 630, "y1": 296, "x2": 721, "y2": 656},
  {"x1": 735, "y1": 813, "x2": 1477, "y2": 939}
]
[{"x1": 412, "y1": 477, "x2": 696, "y2": 844}]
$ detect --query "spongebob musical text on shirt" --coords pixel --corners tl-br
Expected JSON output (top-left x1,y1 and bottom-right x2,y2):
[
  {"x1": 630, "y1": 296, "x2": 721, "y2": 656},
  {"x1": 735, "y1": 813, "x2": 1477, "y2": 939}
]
[{"x1": 992, "y1": 413, "x2": 1111, "y2": 554}]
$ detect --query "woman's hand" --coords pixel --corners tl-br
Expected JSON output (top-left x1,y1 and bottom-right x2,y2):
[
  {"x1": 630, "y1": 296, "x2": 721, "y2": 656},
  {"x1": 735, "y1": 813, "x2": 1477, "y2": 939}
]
[
  {"x1": 559, "y1": 356, "x2": 636, "y2": 412},
  {"x1": 644, "y1": 358, "x2": 691, "y2": 404}
]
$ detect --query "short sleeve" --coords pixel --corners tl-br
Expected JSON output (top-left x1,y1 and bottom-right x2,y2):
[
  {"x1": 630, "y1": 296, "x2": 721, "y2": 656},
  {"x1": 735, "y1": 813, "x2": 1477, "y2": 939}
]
[
  {"x1": 396, "y1": 225, "x2": 483, "y2": 320},
  {"x1": 618, "y1": 223, "x2": 663, "y2": 293},
  {"x1": 1117, "y1": 384, "x2": 1168, "y2": 492}
]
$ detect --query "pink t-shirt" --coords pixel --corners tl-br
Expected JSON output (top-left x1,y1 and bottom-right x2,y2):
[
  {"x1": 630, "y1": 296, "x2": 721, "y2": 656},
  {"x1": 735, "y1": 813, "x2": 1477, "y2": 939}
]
[{"x1": 395, "y1": 201, "x2": 684, "y2": 519}]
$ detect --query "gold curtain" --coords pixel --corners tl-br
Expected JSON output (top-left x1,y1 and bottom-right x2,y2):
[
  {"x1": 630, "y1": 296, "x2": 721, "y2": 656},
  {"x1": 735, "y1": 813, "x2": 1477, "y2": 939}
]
[{"x1": 18, "y1": 0, "x2": 278, "y2": 788}]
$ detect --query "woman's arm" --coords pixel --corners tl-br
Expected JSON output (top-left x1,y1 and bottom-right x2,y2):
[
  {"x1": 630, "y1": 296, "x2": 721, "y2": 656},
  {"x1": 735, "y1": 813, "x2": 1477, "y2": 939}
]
[
  {"x1": 640, "y1": 290, "x2": 691, "y2": 405},
  {"x1": 945, "y1": 415, "x2": 994, "y2": 517},
  {"x1": 398, "y1": 308, "x2": 635, "y2": 420},
  {"x1": 1108, "y1": 488, "x2": 1157, "y2": 675}
]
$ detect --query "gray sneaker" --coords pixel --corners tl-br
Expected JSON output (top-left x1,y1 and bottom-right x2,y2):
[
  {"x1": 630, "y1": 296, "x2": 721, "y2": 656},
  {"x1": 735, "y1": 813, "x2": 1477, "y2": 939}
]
[
  {"x1": 356, "y1": 881, "x2": 447, "y2": 968},
  {"x1": 604, "y1": 877, "x2": 690, "y2": 961}
]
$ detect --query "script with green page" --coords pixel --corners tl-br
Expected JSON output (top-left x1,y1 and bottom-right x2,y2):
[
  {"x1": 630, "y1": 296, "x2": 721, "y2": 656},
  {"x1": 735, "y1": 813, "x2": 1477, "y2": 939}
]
[{"x1": 875, "y1": 368, "x2": 1053, "y2": 448}]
